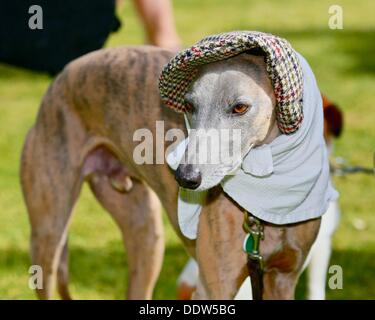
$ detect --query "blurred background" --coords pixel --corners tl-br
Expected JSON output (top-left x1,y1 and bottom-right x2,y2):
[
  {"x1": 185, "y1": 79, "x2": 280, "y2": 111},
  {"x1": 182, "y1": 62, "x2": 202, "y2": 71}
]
[{"x1": 0, "y1": 0, "x2": 374, "y2": 299}]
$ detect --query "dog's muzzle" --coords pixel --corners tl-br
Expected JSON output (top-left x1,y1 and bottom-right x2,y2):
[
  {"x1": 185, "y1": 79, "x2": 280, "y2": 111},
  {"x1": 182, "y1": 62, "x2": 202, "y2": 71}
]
[{"x1": 175, "y1": 164, "x2": 202, "y2": 190}]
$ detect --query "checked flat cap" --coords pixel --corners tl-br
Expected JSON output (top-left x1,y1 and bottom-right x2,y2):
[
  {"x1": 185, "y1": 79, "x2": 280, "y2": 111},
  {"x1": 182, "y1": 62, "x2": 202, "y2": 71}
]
[{"x1": 159, "y1": 31, "x2": 304, "y2": 134}]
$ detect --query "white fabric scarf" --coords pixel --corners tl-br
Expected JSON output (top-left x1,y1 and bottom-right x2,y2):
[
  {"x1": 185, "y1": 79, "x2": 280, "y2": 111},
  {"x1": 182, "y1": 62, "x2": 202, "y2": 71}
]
[{"x1": 167, "y1": 52, "x2": 339, "y2": 240}]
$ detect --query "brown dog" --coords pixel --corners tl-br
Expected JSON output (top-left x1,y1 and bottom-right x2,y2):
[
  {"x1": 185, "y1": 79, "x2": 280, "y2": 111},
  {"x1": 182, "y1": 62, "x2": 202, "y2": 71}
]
[{"x1": 21, "y1": 46, "x2": 320, "y2": 300}]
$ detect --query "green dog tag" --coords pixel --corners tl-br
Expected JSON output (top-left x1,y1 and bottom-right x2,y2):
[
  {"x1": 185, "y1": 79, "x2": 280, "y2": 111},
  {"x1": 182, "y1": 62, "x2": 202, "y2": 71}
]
[{"x1": 243, "y1": 233, "x2": 254, "y2": 254}]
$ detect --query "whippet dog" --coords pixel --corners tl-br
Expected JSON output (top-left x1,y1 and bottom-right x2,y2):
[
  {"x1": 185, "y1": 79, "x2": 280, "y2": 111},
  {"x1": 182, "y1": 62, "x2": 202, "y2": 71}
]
[
  {"x1": 178, "y1": 97, "x2": 343, "y2": 300},
  {"x1": 21, "y1": 45, "x2": 321, "y2": 300}
]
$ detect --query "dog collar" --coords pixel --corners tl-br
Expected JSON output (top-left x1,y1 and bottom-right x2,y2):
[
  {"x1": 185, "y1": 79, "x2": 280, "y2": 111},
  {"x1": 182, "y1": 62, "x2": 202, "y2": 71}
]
[{"x1": 159, "y1": 31, "x2": 304, "y2": 134}]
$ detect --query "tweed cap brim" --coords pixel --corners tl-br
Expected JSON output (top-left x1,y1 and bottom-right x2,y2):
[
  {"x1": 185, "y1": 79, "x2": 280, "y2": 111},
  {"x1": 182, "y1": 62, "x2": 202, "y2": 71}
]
[{"x1": 159, "y1": 31, "x2": 304, "y2": 134}]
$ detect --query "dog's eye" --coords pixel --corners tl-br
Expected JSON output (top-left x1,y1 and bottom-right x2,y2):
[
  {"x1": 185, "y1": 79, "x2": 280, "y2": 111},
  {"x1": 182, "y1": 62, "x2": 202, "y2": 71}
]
[{"x1": 232, "y1": 104, "x2": 249, "y2": 115}]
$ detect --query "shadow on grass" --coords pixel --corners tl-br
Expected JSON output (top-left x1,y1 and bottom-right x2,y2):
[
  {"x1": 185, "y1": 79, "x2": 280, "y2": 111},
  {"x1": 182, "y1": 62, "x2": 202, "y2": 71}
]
[
  {"x1": 68, "y1": 242, "x2": 188, "y2": 299},
  {"x1": 0, "y1": 242, "x2": 188, "y2": 300},
  {"x1": 296, "y1": 248, "x2": 375, "y2": 300},
  {"x1": 1, "y1": 244, "x2": 374, "y2": 299}
]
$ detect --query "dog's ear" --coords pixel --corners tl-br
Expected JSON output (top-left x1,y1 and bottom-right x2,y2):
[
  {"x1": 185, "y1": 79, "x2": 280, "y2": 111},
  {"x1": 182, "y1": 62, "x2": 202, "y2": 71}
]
[{"x1": 322, "y1": 95, "x2": 343, "y2": 138}]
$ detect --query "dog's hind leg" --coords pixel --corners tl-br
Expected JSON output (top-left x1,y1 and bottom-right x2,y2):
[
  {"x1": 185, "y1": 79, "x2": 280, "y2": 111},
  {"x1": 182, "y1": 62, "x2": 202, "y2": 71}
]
[
  {"x1": 21, "y1": 105, "x2": 86, "y2": 299},
  {"x1": 57, "y1": 241, "x2": 72, "y2": 300},
  {"x1": 88, "y1": 165, "x2": 164, "y2": 300}
]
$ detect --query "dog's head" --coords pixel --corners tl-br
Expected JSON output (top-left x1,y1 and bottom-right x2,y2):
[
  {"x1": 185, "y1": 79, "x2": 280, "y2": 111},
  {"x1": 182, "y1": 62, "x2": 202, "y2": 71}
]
[
  {"x1": 175, "y1": 53, "x2": 279, "y2": 190},
  {"x1": 159, "y1": 31, "x2": 304, "y2": 191}
]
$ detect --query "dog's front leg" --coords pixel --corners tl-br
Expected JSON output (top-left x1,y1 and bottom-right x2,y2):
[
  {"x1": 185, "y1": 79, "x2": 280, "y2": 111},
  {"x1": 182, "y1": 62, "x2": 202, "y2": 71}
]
[
  {"x1": 194, "y1": 191, "x2": 248, "y2": 299},
  {"x1": 261, "y1": 218, "x2": 321, "y2": 299}
]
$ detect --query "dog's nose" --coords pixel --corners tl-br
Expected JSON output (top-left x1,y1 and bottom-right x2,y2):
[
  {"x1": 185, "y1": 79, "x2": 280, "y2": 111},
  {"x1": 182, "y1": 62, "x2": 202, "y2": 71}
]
[{"x1": 175, "y1": 164, "x2": 202, "y2": 190}]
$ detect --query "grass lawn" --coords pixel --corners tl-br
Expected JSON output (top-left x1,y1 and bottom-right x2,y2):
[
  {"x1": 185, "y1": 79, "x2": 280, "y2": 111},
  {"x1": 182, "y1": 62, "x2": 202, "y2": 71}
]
[{"x1": 0, "y1": 0, "x2": 374, "y2": 299}]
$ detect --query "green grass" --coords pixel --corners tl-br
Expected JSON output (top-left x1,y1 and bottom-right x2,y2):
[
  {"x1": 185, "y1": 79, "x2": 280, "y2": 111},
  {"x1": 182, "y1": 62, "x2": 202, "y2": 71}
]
[{"x1": 0, "y1": 0, "x2": 374, "y2": 299}]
